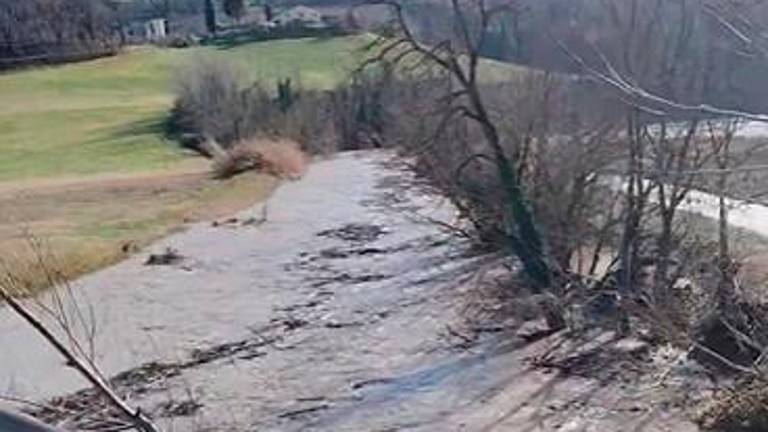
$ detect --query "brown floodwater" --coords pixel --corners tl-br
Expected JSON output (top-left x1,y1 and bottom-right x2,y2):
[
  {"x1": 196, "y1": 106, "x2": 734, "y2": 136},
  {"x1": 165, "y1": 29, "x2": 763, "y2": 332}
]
[{"x1": 0, "y1": 151, "x2": 702, "y2": 431}]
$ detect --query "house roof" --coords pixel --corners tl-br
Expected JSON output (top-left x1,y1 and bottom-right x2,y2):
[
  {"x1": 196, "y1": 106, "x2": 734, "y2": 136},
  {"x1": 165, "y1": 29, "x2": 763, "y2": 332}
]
[{"x1": 273, "y1": 6, "x2": 323, "y2": 23}]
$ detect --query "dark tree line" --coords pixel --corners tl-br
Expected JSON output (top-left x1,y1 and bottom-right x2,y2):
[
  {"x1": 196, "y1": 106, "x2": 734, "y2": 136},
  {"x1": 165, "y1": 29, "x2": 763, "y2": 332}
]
[
  {"x1": 0, "y1": 0, "x2": 120, "y2": 68},
  {"x1": 356, "y1": 0, "x2": 768, "y2": 344},
  {"x1": 403, "y1": 0, "x2": 768, "y2": 115}
]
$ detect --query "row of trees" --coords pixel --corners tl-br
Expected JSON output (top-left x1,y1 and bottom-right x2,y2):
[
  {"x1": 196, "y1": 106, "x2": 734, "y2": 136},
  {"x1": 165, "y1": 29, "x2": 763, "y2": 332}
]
[
  {"x1": 403, "y1": 0, "x2": 768, "y2": 115},
  {"x1": 169, "y1": 0, "x2": 768, "y2": 342},
  {"x1": 0, "y1": 0, "x2": 255, "y2": 68},
  {"x1": 366, "y1": 3, "x2": 768, "y2": 425},
  {"x1": 0, "y1": 0, "x2": 120, "y2": 68},
  {"x1": 363, "y1": 0, "x2": 768, "y2": 358}
]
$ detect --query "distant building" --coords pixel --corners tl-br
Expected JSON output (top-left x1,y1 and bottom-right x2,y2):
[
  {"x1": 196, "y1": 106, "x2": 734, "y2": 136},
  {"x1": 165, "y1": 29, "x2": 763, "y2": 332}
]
[
  {"x1": 124, "y1": 18, "x2": 168, "y2": 42},
  {"x1": 145, "y1": 19, "x2": 168, "y2": 40},
  {"x1": 314, "y1": 4, "x2": 393, "y2": 31},
  {"x1": 268, "y1": 5, "x2": 392, "y2": 32},
  {"x1": 216, "y1": 2, "x2": 268, "y2": 29},
  {"x1": 271, "y1": 6, "x2": 327, "y2": 29}
]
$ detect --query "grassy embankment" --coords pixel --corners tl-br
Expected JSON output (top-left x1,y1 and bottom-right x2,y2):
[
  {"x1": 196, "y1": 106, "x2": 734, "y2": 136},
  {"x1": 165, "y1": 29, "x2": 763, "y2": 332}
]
[{"x1": 0, "y1": 36, "x2": 368, "y2": 293}]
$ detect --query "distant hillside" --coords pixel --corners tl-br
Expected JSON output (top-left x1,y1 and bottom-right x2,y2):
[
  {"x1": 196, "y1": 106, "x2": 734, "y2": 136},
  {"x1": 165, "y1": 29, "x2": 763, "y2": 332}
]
[
  {"x1": 256, "y1": 0, "x2": 353, "y2": 6},
  {"x1": 399, "y1": 0, "x2": 768, "y2": 115}
]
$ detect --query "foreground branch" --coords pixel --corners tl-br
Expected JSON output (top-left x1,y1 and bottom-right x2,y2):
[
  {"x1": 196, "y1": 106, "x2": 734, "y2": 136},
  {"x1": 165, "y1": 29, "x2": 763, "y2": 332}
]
[
  {"x1": 0, "y1": 286, "x2": 161, "y2": 432},
  {"x1": 556, "y1": 40, "x2": 768, "y2": 123}
]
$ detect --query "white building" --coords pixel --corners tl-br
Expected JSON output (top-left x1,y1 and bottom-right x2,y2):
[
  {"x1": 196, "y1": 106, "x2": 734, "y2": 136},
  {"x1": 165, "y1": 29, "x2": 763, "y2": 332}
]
[
  {"x1": 271, "y1": 6, "x2": 326, "y2": 28},
  {"x1": 144, "y1": 18, "x2": 168, "y2": 40},
  {"x1": 124, "y1": 18, "x2": 168, "y2": 42}
]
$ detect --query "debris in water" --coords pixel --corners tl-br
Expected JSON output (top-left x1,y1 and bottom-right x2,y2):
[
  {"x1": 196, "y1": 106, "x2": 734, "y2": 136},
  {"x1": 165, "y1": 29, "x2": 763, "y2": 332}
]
[
  {"x1": 277, "y1": 404, "x2": 330, "y2": 420},
  {"x1": 324, "y1": 321, "x2": 364, "y2": 329},
  {"x1": 317, "y1": 223, "x2": 389, "y2": 243},
  {"x1": 211, "y1": 217, "x2": 240, "y2": 227},
  {"x1": 279, "y1": 317, "x2": 309, "y2": 331},
  {"x1": 26, "y1": 361, "x2": 185, "y2": 428},
  {"x1": 144, "y1": 247, "x2": 184, "y2": 266},
  {"x1": 121, "y1": 241, "x2": 139, "y2": 254},
  {"x1": 189, "y1": 337, "x2": 277, "y2": 366},
  {"x1": 318, "y1": 247, "x2": 389, "y2": 259},
  {"x1": 155, "y1": 399, "x2": 203, "y2": 418},
  {"x1": 351, "y1": 377, "x2": 396, "y2": 390}
]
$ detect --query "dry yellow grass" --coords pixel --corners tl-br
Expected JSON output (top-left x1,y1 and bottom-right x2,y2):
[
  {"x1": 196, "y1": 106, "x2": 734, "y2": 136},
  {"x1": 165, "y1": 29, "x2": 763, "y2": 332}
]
[
  {"x1": 0, "y1": 237, "x2": 121, "y2": 297},
  {"x1": 0, "y1": 171, "x2": 278, "y2": 296},
  {"x1": 247, "y1": 139, "x2": 308, "y2": 179},
  {"x1": 213, "y1": 139, "x2": 308, "y2": 180}
]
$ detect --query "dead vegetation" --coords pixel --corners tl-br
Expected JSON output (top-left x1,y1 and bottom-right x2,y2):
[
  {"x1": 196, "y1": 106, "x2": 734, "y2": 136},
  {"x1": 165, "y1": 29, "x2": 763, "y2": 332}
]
[
  {"x1": 211, "y1": 138, "x2": 307, "y2": 180},
  {"x1": 698, "y1": 377, "x2": 768, "y2": 431},
  {"x1": 168, "y1": 55, "x2": 396, "y2": 158},
  {"x1": 0, "y1": 168, "x2": 277, "y2": 297}
]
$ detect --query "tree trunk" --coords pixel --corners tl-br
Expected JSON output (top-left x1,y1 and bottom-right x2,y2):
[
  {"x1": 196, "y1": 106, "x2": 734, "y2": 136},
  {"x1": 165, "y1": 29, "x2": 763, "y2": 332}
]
[
  {"x1": 467, "y1": 87, "x2": 564, "y2": 330},
  {"x1": 653, "y1": 209, "x2": 674, "y2": 306},
  {"x1": 716, "y1": 142, "x2": 735, "y2": 313},
  {"x1": 617, "y1": 115, "x2": 644, "y2": 334},
  {"x1": 204, "y1": 0, "x2": 216, "y2": 35}
]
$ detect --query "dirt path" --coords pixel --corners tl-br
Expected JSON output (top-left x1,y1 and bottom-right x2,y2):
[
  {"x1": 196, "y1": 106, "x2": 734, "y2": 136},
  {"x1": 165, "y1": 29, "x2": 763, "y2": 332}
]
[{"x1": 0, "y1": 152, "x2": 703, "y2": 431}]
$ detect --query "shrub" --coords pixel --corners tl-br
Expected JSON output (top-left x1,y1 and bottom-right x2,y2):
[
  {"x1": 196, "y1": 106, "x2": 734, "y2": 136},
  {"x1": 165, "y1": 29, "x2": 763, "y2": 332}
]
[
  {"x1": 249, "y1": 139, "x2": 307, "y2": 179},
  {"x1": 698, "y1": 377, "x2": 768, "y2": 432},
  {"x1": 212, "y1": 138, "x2": 307, "y2": 180},
  {"x1": 211, "y1": 144, "x2": 261, "y2": 179},
  {"x1": 281, "y1": 90, "x2": 339, "y2": 155},
  {"x1": 169, "y1": 57, "x2": 277, "y2": 152},
  {"x1": 169, "y1": 55, "x2": 411, "y2": 157},
  {"x1": 157, "y1": 35, "x2": 199, "y2": 49},
  {"x1": 332, "y1": 67, "x2": 623, "y2": 268}
]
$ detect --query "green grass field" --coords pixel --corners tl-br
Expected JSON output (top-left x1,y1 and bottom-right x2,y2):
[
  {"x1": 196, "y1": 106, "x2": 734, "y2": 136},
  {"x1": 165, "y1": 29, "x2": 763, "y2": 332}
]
[{"x1": 0, "y1": 36, "x2": 368, "y2": 182}]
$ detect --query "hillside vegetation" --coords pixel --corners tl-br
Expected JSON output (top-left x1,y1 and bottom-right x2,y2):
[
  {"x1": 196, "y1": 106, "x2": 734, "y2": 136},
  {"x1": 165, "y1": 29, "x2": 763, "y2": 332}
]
[{"x1": 0, "y1": 36, "x2": 367, "y2": 182}]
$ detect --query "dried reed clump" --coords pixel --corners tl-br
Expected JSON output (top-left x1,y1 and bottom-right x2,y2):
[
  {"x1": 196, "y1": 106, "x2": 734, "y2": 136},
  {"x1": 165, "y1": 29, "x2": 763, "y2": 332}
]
[{"x1": 212, "y1": 138, "x2": 307, "y2": 180}]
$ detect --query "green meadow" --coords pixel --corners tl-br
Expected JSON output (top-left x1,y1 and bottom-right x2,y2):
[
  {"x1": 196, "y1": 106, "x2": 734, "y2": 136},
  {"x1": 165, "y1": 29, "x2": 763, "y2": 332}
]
[{"x1": 0, "y1": 36, "x2": 367, "y2": 181}]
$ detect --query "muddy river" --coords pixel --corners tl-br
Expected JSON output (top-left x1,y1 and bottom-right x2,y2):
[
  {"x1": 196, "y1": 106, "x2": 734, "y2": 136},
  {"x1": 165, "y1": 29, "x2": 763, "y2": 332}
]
[{"x1": 0, "y1": 151, "x2": 703, "y2": 431}]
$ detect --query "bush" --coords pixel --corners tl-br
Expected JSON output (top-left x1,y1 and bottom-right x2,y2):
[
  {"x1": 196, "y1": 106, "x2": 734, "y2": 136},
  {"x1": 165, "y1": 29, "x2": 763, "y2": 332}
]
[
  {"x1": 331, "y1": 67, "x2": 624, "y2": 269},
  {"x1": 169, "y1": 57, "x2": 277, "y2": 152},
  {"x1": 212, "y1": 138, "x2": 307, "y2": 180},
  {"x1": 169, "y1": 56, "x2": 393, "y2": 156},
  {"x1": 698, "y1": 377, "x2": 768, "y2": 431},
  {"x1": 276, "y1": 90, "x2": 338, "y2": 155},
  {"x1": 157, "y1": 35, "x2": 200, "y2": 49}
]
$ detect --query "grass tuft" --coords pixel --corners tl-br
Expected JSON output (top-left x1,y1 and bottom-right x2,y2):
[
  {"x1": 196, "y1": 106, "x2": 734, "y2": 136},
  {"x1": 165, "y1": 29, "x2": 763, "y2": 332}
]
[{"x1": 213, "y1": 139, "x2": 307, "y2": 180}]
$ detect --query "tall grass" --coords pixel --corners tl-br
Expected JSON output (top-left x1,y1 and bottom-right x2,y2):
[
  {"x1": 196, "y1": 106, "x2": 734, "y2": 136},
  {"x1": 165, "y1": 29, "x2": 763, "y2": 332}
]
[{"x1": 212, "y1": 138, "x2": 307, "y2": 180}]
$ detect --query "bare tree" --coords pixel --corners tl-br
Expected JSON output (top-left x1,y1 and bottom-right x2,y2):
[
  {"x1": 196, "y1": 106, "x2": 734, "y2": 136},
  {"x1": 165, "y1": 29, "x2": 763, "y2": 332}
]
[
  {"x1": 204, "y1": 0, "x2": 216, "y2": 34},
  {"x1": 548, "y1": 1, "x2": 768, "y2": 360},
  {"x1": 222, "y1": 0, "x2": 246, "y2": 23},
  {"x1": 366, "y1": 0, "x2": 584, "y2": 329},
  {"x1": 0, "y1": 0, "x2": 120, "y2": 68}
]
